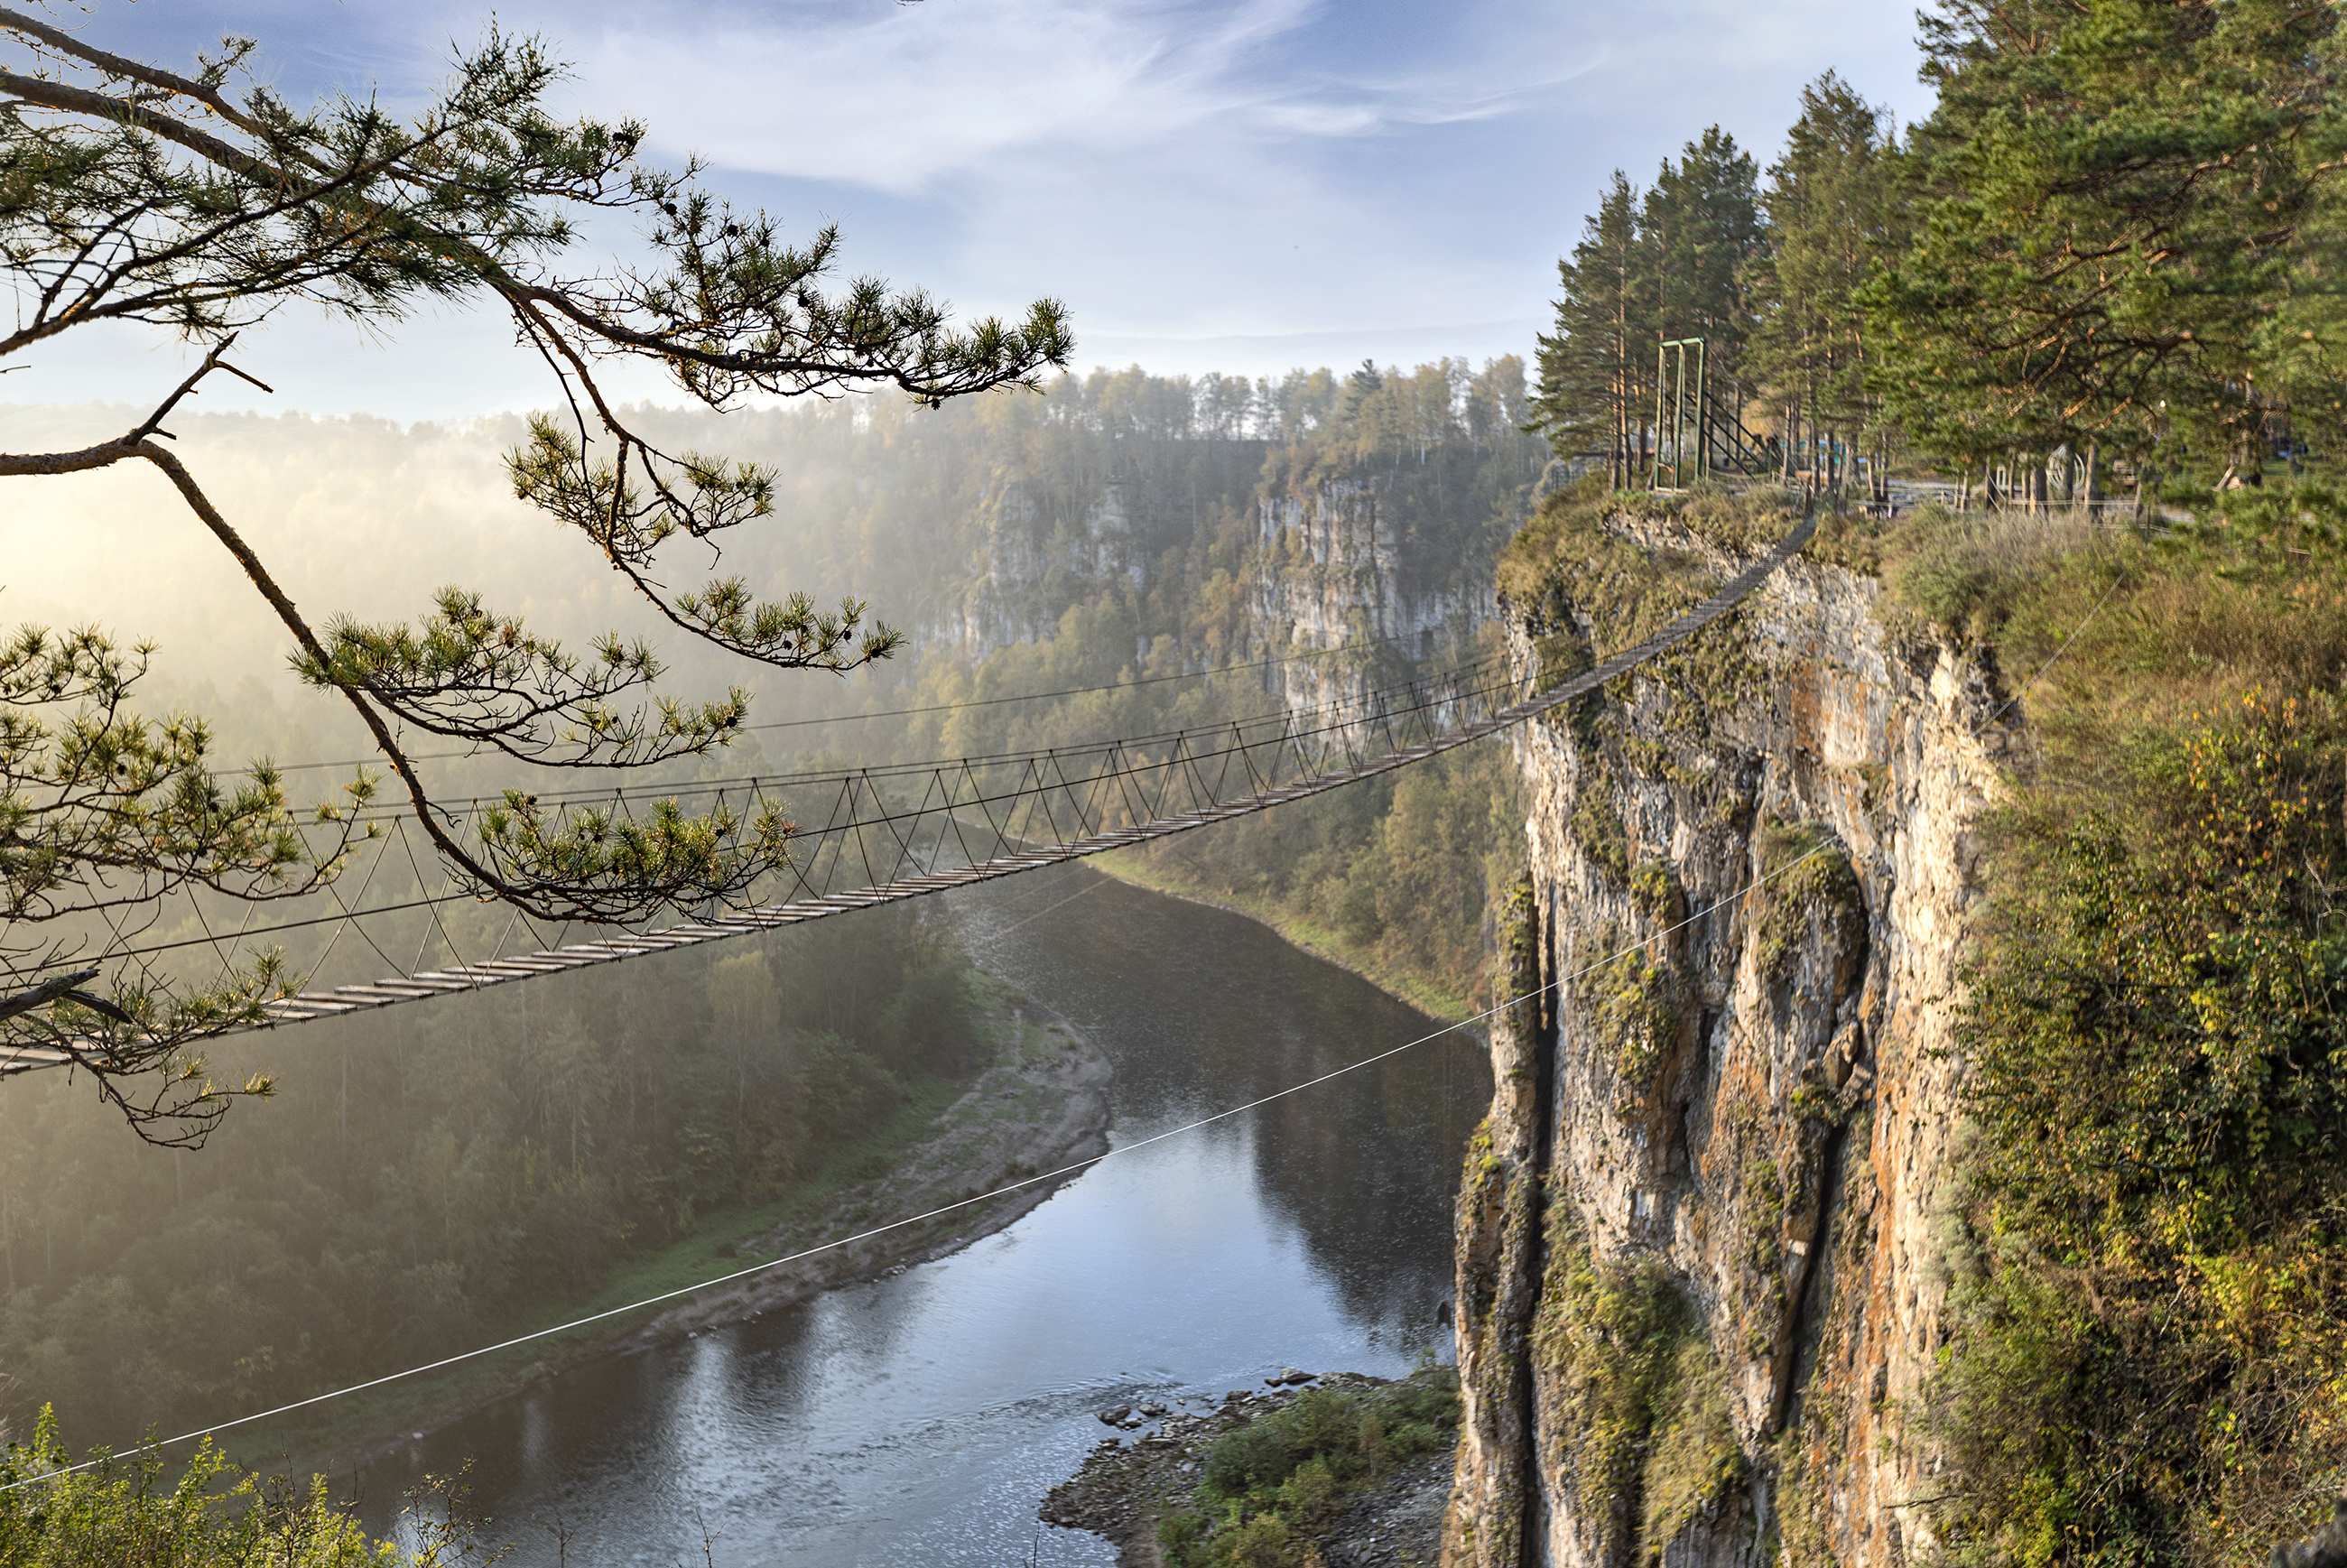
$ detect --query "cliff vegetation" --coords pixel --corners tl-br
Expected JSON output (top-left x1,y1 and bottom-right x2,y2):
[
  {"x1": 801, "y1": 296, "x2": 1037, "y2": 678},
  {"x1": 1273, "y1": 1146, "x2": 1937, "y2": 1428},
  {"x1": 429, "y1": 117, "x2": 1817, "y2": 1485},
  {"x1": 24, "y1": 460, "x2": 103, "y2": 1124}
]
[
  {"x1": 1471, "y1": 478, "x2": 2347, "y2": 1567},
  {"x1": 1894, "y1": 494, "x2": 2347, "y2": 1566}
]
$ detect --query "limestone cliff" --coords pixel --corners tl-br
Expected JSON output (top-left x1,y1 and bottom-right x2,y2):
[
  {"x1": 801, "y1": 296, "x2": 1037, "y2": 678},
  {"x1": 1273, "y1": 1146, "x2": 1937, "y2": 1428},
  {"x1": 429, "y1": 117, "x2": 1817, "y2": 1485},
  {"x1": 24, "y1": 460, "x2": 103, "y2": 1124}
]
[
  {"x1": 938, "y1": 444, "x2": 1266, "y2": 658},
  {"x1": 1446, "y1": 502, "x2": 2014, "y2": 1568},
  {"x1": 934, "y1": 446, "x2": 1511, "y2": 696},
  {"x1": 1253, "y1": 470, "x2": 1499, "y2": 721}
]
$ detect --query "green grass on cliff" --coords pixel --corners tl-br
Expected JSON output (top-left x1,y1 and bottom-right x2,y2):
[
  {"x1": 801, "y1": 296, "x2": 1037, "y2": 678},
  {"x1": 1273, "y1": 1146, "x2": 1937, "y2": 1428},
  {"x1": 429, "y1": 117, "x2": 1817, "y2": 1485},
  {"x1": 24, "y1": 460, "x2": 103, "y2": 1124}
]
[
  {"x1": 1501, "y1": 480, "x2": 2347, "y2": 1564},
  {"x1": 1497, "y1": 480, "x2": 1782, "y2": 728}
]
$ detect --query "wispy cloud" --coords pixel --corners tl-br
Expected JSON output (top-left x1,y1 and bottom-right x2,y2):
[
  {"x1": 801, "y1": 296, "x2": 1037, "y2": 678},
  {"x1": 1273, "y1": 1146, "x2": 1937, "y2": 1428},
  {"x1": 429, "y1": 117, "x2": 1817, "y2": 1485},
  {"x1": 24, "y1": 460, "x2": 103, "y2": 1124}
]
[
  {"x1": 32, "y1": 0, "x2": 1934, "y2": 412},
  {"x1": 585, "y1": 0, "x2": 1580, "y2": 193}
]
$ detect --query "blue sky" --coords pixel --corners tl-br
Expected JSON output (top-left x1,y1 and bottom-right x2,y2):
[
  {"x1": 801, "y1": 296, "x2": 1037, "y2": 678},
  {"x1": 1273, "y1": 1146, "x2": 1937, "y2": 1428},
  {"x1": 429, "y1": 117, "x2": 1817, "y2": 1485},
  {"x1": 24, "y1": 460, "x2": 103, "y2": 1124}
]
[{"x1": 15, "y1": 0, "x2": 1936, "y2": 420}]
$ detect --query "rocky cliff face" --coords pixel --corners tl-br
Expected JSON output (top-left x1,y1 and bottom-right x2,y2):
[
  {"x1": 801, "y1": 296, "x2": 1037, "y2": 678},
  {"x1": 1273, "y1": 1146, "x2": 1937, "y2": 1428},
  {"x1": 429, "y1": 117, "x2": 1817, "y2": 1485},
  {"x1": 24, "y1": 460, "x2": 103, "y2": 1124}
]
[
  {"x1": 938, "y1": 441, "x2": 1515, "y2": 720},
  {"x1": 1446, "y1": 506, "x2": 2015, "y2": 1568},
  {"x1": 1253, "y1": 473, "x2": 1498, "y2": 721},
  {"x1": 942, "y1": 476, "x2": 1149, "y2": 656}
]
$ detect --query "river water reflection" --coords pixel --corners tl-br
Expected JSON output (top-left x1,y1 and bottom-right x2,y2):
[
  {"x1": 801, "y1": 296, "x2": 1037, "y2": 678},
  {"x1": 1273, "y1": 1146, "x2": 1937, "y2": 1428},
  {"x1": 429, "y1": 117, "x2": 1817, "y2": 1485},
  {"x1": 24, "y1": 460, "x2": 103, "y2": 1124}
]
[{"x1": 355, "y1": 866, "x2": 1492, "y2": 1565}]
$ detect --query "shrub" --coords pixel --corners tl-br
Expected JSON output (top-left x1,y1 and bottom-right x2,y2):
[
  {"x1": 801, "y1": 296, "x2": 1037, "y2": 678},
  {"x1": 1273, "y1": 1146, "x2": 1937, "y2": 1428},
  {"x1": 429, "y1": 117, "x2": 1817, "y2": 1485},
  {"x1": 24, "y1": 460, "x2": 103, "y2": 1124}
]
[
  {"x1": 1164, "y1": 1372, "x2": 1461, "y2": 1567},
  {"x1": 1939, "y1": 691, "x2": 2347, "y2": 1564},
  {"x1": 1878, "y1": 506, "x2": 2106, "y2": 643},
  {"x1": 0, "y1": 1408, "x2": 476, "y2": 1566}
]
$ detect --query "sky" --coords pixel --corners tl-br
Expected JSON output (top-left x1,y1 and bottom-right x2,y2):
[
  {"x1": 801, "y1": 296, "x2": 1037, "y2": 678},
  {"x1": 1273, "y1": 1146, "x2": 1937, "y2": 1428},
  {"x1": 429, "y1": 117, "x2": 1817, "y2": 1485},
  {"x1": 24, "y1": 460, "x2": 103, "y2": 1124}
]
[{"x1": 8, "y1": 0, "x2": 1938, "y2": 422}]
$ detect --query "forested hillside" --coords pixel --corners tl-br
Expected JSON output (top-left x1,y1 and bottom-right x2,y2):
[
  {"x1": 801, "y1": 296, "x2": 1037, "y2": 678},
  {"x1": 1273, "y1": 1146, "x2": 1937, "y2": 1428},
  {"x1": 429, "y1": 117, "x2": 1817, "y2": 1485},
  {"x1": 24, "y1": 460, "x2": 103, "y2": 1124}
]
[
  {"x1": 0, "y1": 906, "x2": 988, "y2": 1452},
  {"x1": 10, "y1": 357, "x2": 1544, "y2": 1022},
  {"x1": 860, "y1": 357, "x2": 1543, "y2": 1016},
  {"x1": 0, "y1": 354, "x2": 1543, "y2": 1471}
]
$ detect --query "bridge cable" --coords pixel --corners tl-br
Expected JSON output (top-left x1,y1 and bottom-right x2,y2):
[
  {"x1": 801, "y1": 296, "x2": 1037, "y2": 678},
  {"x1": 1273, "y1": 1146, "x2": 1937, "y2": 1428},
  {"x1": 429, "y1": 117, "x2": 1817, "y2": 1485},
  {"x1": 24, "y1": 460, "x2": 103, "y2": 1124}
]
[
  {"x1": 78, "y1": 659, "x2": 1518, "y2": 964},
  {"x1": 3, "y1": 511, "x2": 1814, "y2": 1063},
  {"x1": 0, "y1": 843, "x2": 1829, "y2": 1494}
]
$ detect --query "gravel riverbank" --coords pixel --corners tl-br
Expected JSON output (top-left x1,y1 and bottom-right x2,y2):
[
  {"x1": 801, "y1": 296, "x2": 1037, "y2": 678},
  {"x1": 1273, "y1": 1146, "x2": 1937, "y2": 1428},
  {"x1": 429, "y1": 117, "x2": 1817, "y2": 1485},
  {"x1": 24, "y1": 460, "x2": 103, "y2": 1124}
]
[{"x1": 624, "y1": 995, "x2": 1112, "y2": 1342}]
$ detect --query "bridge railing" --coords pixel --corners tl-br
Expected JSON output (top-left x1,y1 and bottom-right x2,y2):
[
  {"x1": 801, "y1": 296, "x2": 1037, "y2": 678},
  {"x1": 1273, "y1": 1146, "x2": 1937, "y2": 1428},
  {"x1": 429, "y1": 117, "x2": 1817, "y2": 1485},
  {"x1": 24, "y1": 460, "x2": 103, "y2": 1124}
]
[{"x1": 0, "y1": 509, "x2": 1819, "y2": 1066}]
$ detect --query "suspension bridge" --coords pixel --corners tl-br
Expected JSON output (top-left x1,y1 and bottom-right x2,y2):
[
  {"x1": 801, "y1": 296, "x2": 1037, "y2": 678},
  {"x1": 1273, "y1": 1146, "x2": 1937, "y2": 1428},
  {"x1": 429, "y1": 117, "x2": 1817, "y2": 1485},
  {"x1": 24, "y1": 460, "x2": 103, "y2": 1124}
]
[{"x1": 0, "y1": 511, "x2": 1816, "y2": 1077}]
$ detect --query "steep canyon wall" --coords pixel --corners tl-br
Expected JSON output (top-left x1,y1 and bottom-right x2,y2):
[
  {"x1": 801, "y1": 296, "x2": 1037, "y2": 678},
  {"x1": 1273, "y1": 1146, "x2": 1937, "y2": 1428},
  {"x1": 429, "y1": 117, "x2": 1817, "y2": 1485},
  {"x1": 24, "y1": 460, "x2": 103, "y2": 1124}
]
[
  {"x1": 1447, "y1": 506, "x2": 2014, "y2": 1567},
  {"x1": 942, "y1": 439, "x2": 1517, "y2": 719}
]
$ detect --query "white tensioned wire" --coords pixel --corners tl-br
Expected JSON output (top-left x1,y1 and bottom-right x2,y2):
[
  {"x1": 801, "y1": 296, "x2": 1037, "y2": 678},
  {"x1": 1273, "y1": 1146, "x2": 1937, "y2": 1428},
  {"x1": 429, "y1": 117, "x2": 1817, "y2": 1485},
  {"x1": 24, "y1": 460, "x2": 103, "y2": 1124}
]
[{"x1": 0, "y1": 843, "x2": 1827, "y2": 1492}]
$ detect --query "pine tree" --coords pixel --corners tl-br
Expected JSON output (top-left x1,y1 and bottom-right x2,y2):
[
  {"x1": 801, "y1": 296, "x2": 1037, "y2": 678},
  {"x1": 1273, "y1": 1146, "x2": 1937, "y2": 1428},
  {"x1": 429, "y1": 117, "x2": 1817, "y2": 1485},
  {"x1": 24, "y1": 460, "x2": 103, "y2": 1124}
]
[
  {"x1": 1530, "y1": 173, "x2": 1646, "y2": 487},
  {"x1": 0, "y1": 11, "x2": 1069, "y2": 1140},
  {"x1": 1861, "y1": 0, "x2": 2347, "y2": 482},
  {"x1": 1745, "y1": 74, "x2": 1906, "y2": 494},
  {"x1": 1530, "y1": 135, "x2": 1760, "y2": 487},
  {"x1": 1644, "y1": 127, "x2": 1765, "y2": 417}
]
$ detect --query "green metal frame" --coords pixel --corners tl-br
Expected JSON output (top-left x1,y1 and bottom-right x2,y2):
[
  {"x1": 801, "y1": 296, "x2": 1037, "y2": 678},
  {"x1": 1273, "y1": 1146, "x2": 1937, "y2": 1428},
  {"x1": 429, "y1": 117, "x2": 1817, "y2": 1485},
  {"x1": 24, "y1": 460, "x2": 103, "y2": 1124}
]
[{"x1": 1653, "y1": 338, "x2": 1706, "y2": 489}]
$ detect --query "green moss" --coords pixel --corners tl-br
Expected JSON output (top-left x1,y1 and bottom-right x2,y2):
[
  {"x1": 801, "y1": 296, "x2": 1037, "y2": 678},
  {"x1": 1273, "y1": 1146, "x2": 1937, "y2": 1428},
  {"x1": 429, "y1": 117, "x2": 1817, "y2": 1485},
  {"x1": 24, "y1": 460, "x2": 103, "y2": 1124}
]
[
  {"x1": 1498, "y1": 489, "x2": 1777, "y2": 741},
  {"x1": 1751, "y1": 816, "x2": 1862, "y2": 985},
  {"x1": 1619, "y1": 733, "x2": 1671, "y2": 777},
  {"x1": 1532, "y1": 1189, "x2": 1746, "y2": 1563},
  {"x1": 1498, "y1": 487, "x2": 1800, "y2": 611},
  {"x1": 1499, "y1": 873, "x2": 1539, "y2": 980},
  {"x1": 1499, "y1": 496, "x2": 1718, "y2": 659},
  {"x1": 1741, "y1": 1154, "x2": 1785, "y2": 1276},
  {"x1": 1573, "y1": 792, "x2": 1632, "y2": 884},
  {"x1": 1647, "y1": 613, "x2": 1771, "y2": 738},
  {"x1": 1582, "y1": 940, "x2": 1684, "y2": 1103},
  {"x1": 1629, "y1": 861, "x2": 1684, "y2": 927},
  {"x1": 1640, "y1": 1337, "x2": 1749, "y2": 1555}
]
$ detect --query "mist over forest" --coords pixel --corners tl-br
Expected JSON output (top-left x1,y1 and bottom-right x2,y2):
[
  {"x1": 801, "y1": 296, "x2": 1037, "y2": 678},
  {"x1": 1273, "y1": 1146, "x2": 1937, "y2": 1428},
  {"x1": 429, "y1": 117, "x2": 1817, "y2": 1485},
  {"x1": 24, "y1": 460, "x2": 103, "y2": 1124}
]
[
  {"x1": 0, "y1": 354, "x2": 1537, "y2": 1474},
  {"x1": 3, "y1": 357, "x2": 1539, "y2": 1015},
  {"x1": 8, "y1": 356, "x2": 1529, "y2": 755}
]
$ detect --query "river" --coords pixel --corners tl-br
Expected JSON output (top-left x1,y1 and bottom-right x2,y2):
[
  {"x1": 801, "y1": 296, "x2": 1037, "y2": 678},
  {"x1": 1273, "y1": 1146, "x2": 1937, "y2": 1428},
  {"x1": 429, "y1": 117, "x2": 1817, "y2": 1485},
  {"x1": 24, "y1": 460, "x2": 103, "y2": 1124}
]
[{"x1": 353, "y1": 865, "x2": 1493, "y2": 1565}]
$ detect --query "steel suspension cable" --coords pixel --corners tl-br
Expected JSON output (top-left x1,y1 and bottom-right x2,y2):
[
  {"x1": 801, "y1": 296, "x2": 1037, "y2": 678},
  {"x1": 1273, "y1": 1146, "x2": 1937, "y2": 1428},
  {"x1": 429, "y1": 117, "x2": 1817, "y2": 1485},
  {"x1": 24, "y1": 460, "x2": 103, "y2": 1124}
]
[{"x1": 0, "y1": 842, "x2": 1829, "y2": 1493}]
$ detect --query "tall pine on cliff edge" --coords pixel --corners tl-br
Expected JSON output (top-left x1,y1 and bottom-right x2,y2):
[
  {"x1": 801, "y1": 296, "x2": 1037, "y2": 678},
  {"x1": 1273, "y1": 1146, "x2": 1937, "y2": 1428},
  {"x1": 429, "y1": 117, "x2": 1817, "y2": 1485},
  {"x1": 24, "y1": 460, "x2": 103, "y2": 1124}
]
[
  {"x1": 1530, "y1": 132, "x2": 1760, "y2": 486},
  {"x1": 1742, "y1": 73, "x2": 1906, "y2": 492},
  {"x1": 1862, "y1": 0, "x2": 2347, "y2": 482}
]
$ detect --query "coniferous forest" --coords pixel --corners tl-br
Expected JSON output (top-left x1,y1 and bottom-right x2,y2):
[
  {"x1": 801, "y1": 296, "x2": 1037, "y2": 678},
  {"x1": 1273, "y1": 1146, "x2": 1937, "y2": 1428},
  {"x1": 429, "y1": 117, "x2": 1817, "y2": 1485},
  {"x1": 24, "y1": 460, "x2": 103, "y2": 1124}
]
[{"x1": 1535, "y1": 3, "x2": 2347, "y2": 502}]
